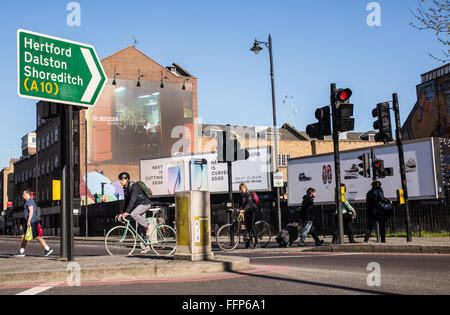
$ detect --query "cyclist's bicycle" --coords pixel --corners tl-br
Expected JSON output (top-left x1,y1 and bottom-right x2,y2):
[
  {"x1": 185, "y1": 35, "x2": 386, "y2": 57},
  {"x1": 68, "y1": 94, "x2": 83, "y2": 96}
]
[
  {"x1": 216, "y1": 209, "x2": 272, "y2": 251},
  {"x1": 105, "y1": 209, "x2": 176, "y2": 256}
]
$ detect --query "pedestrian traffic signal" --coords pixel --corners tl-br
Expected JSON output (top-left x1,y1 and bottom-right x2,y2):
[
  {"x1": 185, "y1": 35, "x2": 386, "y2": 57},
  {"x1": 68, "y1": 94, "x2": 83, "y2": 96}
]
[
  {"x1": 358, "y1": 153, "x2": 371, "y2": 178},
  {"x1": 335, "y1": 89, "x2": 354, "y2": 132},
  {"x1": 306, "y1": 106, "x2": 331, "y2": 139},
  {"x1": 372, "y1": 102, "x2": 393, "y2": 143}
]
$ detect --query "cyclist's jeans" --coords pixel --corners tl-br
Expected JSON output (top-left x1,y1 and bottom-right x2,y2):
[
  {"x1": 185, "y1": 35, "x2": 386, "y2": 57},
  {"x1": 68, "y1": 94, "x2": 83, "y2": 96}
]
[{"x1": 130, "y1": 204, "x2": 152, "y2": 228}]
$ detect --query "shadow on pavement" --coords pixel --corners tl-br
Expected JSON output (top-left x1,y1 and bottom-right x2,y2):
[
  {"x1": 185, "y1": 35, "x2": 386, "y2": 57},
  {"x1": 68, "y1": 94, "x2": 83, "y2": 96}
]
[{"x1": 227, "y1": 267, "x2": 400, "y2": 295}]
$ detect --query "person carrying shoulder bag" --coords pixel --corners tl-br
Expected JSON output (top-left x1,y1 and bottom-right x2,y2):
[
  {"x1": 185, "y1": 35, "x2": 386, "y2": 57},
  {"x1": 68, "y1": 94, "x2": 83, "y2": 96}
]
[{"x1": 332, "y1": 184, "x2": 357, "y2": 244}]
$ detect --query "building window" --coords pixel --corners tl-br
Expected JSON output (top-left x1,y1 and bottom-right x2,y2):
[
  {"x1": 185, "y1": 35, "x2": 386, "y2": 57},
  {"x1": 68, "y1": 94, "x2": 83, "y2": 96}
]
[
  {"x1": 46, "y1": 160, "x2": 50, "y2": 174},
  {"x1": 46, "y1": 134, "x2": 50, "y2": 148},
  {"x1": 55, "y1": 128, "x2": 59, "y2": 142},
  {"x1": 50, "y1": 131, "x2": 54, "y2": 145},
  {"x1": 55, "y1": 155, "x2": 59, "y2": 168},
  {"x1": 37, "y1": 165, "x2": 40, "y2": 177},
  {"x1": 278, "y1": 154, "x2": 291, "y2": 167},
  {"x1": 41, "y1": 138, "x2": 45, "y2": 151}
]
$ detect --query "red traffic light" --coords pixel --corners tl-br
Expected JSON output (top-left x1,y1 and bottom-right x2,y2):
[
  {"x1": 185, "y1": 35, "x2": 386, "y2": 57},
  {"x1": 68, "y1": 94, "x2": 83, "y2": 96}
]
[{"x1": 337, "y1": 89, "x2": 352, "y2": 102}]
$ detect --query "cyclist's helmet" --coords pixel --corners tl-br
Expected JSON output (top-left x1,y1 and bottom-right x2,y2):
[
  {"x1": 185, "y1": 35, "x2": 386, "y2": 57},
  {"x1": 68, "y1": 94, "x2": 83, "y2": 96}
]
[{"x1": 118, "y1": 172, "x2": 130, "y2": 180}]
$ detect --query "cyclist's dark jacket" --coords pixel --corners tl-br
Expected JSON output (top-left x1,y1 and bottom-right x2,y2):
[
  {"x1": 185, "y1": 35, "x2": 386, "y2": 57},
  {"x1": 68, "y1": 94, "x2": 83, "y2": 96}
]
[
  {"x1": 239, "y1": 192, "x2": 257, "y2": 213},
  {"x1": 123, "y1": 182, "x2": 151, "y2": 214}
]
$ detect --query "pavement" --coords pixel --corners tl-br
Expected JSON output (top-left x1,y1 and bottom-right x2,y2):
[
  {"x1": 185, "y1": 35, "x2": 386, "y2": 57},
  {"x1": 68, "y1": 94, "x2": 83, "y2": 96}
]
[
  {"x1": 1, "y1": 235, "x2": 449, "y2": 287},
  {"x1": 0, "y1": 254, "x2": 249, "y2": 285}
]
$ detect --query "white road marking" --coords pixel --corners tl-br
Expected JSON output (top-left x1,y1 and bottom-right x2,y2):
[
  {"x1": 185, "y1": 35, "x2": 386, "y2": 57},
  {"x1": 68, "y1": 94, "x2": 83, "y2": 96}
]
[{"x1": 16, "y1": 285, "x2": 54, "y2": 295}]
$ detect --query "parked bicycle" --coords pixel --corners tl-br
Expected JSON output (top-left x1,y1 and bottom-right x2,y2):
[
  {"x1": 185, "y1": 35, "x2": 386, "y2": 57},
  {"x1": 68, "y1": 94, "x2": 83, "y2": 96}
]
[
  {"x1": 216, "y1": 209, "x2": 272, "y2": 251},
  {"x1": 105, "y1": 209, "x2": 176, "y2": 256}
]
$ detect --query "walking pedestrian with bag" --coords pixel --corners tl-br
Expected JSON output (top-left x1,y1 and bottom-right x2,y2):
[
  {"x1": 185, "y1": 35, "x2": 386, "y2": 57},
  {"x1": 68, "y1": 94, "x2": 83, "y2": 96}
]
[
  {"x1": 14, "y1": 189, "x2": 53, "y2": 257},
  {"x1": 298, "y1": 188, "x2": 324, "y2": 247},
  {"x1": 365, "y1": 181, "x2": 392, "y2": 243}
]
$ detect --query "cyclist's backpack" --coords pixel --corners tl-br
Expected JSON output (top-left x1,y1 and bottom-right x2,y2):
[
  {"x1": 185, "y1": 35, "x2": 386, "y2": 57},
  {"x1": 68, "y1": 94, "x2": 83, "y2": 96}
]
[
  {"x1": 134, "y1": 181, "x2": 153, "y2": 199},
  {"x1": 252, "y1": 192, "x2": 260, "y2": 207}
]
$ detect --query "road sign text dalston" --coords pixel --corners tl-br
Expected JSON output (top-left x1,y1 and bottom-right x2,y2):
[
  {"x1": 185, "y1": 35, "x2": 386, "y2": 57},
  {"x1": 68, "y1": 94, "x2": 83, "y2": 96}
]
[{"x1": 17, "y1": 29, "x2": 106, "y2": 107}]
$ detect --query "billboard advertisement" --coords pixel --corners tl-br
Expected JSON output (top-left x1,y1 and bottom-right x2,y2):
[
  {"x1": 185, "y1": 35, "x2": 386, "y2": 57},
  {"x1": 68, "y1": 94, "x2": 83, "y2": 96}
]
[
  {"x1": 140, "y1": 147, "x2": 272, "y2": 197},
  {"x1": 83, "y1": 78, "x2": 195, "y2": 203},
  {"x1": 287, "y1": 138, "x2": 443, "y2": 206}
]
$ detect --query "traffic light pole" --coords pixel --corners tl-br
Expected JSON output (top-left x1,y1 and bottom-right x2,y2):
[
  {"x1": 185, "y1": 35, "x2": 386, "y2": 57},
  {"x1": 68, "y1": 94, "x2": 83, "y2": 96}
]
[
  {"x1": 371, "y1": 148, "x2": 381, "y2": 243},
  {"x1": 393, "y1": 93, "x2": 412, "y2": 242},
  {"x1": 330, "y1": 84, "x2": 345, "y2": 244}
]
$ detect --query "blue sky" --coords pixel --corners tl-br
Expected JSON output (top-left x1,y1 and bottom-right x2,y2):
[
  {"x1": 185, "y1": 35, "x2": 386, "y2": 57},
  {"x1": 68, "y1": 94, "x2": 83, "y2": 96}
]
[{"x1": 0, "y1": 0, "x2": 443, "y2": 167}]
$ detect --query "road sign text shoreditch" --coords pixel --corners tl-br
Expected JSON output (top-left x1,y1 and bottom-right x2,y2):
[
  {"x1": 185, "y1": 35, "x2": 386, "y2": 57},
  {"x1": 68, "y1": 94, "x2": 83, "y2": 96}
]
[{"x1": 17, "y1": 29, "x2": 106, "y2": 107}]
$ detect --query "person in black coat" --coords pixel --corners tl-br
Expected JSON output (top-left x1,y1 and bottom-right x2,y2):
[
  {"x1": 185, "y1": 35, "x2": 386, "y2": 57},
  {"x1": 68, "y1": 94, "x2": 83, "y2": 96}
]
[
  {"x1": 365, "y1": 181, "x2": 392, "y2": 243},
  {"x1": 239, "y1": 183, "x2": 259, "y2": 248},
  {"x1": 298, "y1": 188, "x2": 324, "y2": 247}
]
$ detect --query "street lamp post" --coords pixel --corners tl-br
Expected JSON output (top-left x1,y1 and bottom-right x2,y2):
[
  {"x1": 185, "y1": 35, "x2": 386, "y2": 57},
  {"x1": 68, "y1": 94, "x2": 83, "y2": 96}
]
[{"x1": 251, "y1": 34, "x2": 282, "y2": 233}]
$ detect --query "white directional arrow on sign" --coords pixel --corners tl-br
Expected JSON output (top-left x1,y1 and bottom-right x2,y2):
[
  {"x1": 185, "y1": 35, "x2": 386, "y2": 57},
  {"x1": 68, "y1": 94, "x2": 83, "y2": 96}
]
[{"x1": 80, "y1": 47, "x2": 102, "y2": 103}]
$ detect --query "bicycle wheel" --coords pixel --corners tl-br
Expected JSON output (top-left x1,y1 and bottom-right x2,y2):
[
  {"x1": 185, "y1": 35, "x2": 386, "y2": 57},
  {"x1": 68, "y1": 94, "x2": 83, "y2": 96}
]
[
  {"x1": 216, "y1": 223, "x2": 239, "y2": 251},
  {"x1": 255, "y1": 221, "x2": 272, "y2": 248},
  {"x1": 105, "y1": 226, "x2": 137, "y2": 256},
  {"x1": 150, "y1": 225, "x2": 177, "y2": 256}
]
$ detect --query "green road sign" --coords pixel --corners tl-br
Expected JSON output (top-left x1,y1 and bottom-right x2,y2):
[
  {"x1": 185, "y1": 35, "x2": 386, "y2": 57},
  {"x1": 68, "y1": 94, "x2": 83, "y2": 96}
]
[{"x1": 17, "y1": 29, "x2": 106, "y2": 107}]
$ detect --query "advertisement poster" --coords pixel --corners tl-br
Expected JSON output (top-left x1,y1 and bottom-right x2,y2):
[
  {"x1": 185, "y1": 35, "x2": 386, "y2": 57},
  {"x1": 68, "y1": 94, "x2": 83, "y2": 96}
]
[
  {"x1": 140, "y1": 147, "x2": 272, "y2": 197},
  {"x1": 288, "y1": 138, "x2": 441, "y2": 206}
]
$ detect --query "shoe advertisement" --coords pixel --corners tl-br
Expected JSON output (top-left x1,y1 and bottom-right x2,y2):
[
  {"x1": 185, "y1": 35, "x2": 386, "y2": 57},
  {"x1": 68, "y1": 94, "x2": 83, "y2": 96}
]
[{"x1": 287, "y1": 138, "x2": 444, "y2": 206}]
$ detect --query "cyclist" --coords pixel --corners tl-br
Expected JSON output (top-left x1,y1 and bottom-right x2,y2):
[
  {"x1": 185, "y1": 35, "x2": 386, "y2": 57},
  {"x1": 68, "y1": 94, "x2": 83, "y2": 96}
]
[
  {"x1": 117, "y1": 172, "x2": 153, "y2": 239},
  {"x1": 238, "y1": 183, "x2": 259, "y2": 248}
]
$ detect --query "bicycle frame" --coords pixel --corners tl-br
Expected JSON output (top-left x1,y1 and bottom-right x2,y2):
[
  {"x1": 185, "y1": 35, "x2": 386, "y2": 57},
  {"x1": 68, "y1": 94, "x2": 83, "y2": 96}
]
[{"x1": 119, "y1": 215, "x2": 167, "y2": 246}]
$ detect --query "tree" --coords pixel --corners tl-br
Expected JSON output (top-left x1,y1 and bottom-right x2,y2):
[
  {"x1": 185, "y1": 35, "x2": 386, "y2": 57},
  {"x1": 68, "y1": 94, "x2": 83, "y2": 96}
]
[{"x1": 410, "y1": 0, "x2": 450, "y2": 63}]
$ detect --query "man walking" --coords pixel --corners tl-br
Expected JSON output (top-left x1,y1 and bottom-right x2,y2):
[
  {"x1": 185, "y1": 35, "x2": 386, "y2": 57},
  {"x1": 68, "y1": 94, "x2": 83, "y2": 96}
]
[
  {"x1": 14, "y1": 189, "x2": 53, "y2": 257},
  {"x1": 365, "y1": 181, "x2": 391, "y2": 243},
  {"x1": 298, "y1": 188, "x2": 324, "y2": 247}
]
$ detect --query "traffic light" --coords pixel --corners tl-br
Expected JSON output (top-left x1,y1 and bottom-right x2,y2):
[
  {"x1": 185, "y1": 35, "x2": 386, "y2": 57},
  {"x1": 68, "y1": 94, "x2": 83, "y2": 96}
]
[
  {"x1": 335, "y1": 88, "x2": 354, "y2": 132},
  {"x1": 358, "y1": 153, "x2": 371, "y2": 178},
  {"x1": 216, "y1": 130, "x2": 227, "y2": 163},
  {"x1": 373, "y1": 159, "x2": 385, "y2": 178},
  {"x1": 372, "y1": 102, "x2": 393, "y2": 143},
  {"x1": 306, "y1": 106, "x2": 331, "y2": 139},
  {"x1": 216, "y1": 130, "x2": 249, "y2": 163},
  {"x1": 233, "y1": 138, "x2": 250, "y2": 161},
  {"x1": 373, "y1": 159, "x2": 394, "y2": 179}
]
